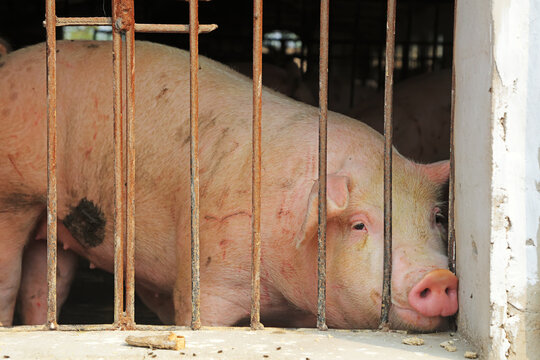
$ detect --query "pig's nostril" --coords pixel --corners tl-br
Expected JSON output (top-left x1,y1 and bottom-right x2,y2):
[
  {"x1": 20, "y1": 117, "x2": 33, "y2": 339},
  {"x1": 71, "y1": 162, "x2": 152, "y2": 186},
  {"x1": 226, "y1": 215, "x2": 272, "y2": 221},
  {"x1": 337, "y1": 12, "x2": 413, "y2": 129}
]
[
  {"x1": 408, "y1": 269, "x2": 459, "y2": 318},
  {"x1": 420, "y1": 288, "x2": 430, "y2": 298}
]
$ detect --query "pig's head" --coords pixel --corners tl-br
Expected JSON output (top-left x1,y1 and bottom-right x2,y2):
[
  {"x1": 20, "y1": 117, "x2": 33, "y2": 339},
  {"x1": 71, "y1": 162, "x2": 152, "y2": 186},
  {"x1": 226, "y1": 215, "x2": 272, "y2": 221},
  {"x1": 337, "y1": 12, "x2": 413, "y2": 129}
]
[{"x1": 295, "y1": 158, "x2": 457, "y2": 331}]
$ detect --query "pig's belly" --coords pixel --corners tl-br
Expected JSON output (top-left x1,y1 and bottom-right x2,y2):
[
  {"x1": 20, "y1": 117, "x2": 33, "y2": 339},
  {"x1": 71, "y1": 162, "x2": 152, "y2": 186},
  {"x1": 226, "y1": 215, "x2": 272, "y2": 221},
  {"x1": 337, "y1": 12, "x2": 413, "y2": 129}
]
[{"x1": 54, "y1": 205, "x2": 177, "y2": 295}]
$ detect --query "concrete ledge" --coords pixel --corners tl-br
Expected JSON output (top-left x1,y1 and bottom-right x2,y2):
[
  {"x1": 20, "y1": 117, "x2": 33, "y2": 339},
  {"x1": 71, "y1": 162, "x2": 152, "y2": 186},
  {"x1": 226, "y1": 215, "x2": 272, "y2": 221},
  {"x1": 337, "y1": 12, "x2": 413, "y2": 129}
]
[{"x1": 0, "y1": 328, "x2": 479, "y2": 359}]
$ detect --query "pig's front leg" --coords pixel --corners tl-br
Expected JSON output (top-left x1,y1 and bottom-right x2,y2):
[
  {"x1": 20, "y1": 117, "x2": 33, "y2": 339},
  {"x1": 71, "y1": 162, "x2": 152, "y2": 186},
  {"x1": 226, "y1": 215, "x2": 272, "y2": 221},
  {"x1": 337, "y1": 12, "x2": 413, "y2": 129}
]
[
  {"x1": 136, "y1": 285, "x2": 175, "y2": 325},
  {"x1": 17, "y1": 240, "x2": 78, "y2": 325},
  {"x1": 173, "y1": 287, "x2": 250, "y2": 327},
  {"x1": 0, "y1": 211, "x2": 43, "y2": 327}
]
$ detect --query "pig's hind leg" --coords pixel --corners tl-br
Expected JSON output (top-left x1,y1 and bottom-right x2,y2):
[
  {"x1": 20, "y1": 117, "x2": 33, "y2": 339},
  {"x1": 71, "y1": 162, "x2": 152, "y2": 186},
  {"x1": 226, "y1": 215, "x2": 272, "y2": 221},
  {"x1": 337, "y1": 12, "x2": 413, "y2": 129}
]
[
  {"x1": 0, "y1": 208, "x2": 43, "y2": 326},
  {"x1": 18, "y1": 240, "x2": 78, "y2": 325}
]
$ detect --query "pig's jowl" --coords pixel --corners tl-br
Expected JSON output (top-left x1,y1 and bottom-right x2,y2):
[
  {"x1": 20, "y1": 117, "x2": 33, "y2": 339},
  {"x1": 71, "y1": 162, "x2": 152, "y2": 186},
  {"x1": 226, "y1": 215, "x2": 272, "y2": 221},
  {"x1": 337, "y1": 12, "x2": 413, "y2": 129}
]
[{"x1": 0, "y1": 41, "x2": 457, "y2": 330}]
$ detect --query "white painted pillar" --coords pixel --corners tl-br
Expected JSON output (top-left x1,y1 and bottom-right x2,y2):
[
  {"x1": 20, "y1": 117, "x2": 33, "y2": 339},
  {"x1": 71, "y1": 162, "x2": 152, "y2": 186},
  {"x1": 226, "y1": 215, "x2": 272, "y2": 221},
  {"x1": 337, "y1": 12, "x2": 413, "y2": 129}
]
[{"x1": 454, "y1": 0, "x2": 540, "y2": 358}]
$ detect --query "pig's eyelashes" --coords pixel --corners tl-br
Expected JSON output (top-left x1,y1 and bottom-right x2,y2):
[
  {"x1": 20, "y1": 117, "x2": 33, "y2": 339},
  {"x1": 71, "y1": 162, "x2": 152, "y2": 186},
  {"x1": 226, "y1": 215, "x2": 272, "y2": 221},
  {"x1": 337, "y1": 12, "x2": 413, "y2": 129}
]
[{"x1": 352, "y1": 222, "x2": 367, "y2": 231}]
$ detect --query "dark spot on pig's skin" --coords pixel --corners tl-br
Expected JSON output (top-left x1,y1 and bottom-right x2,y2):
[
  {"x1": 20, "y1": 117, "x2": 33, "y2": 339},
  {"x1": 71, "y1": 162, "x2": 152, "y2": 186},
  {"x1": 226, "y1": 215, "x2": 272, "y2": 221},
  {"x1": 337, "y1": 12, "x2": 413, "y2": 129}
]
[
  {"x1": 0, "y1": 61, "x2": 5, "y2": 68},
  {"x1": 63, "y1": 198, "x2": 106, "y2": 248},
  {"x1": 206, "y1": 257, "x2": 212, "y2": 267},
  {"x1": 156, "y1": 87, "x2": 169, "y2": 100},
  {"x1": 87, "y1": 44, "x2": 99, "y2": 49}
]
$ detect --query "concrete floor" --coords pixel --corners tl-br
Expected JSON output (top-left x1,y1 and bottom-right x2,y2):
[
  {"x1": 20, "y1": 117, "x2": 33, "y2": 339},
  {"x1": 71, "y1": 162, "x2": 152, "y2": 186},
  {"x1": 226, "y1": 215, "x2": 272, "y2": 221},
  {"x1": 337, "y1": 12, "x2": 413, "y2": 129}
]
[{"x1": 0, "y1": 328, "x2": 479, "y2": 360}]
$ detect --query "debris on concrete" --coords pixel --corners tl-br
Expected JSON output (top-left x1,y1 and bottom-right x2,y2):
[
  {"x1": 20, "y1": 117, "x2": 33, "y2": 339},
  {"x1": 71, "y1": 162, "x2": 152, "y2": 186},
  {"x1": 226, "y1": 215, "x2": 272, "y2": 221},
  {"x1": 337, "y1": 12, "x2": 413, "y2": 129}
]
[
  {"x1": 464, "y1": 351, "x2": 479, "y2": 359},
  {"x1": 440, "y1": 340, "x2": 457, "y2": 352},
  {"x1": 125, "y1": 332, "x2": 185, "y2": 350},
  {"x1": 402, "y1": 336, "x2": 425, "y2": 346}
]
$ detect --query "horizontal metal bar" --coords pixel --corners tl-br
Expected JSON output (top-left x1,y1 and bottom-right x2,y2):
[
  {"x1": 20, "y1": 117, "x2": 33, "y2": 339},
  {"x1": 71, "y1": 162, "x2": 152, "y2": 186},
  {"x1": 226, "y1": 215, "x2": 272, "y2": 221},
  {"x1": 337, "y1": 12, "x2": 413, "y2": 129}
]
[
  {"x1": 134, "y1": 23, "x2": 217, "y2": 34},
  {"x1": 0, "y1": 324, "x2": 116, "y2": 332},
  {"x1": 54, "y1": 17, "x2": 112, "y2": 26},
  {"x1": 44, "y1": 18, "x2": 218, "y2": 35}
]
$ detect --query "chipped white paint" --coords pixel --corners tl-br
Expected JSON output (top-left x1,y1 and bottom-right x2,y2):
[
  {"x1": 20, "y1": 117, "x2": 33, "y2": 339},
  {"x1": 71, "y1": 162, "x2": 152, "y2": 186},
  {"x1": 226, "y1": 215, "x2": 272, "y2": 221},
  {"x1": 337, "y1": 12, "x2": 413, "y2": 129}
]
[{"x1": 455, "y1": 0, "x2": 540, "y2": 359}]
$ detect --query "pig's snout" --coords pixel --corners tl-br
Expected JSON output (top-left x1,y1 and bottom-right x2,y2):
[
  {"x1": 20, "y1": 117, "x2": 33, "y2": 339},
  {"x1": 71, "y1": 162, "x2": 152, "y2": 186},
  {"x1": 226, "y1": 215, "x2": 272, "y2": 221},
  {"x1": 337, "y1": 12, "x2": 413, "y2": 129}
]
[{"x1": 407, "y1": 269, "x2": 458, "y2": 318}]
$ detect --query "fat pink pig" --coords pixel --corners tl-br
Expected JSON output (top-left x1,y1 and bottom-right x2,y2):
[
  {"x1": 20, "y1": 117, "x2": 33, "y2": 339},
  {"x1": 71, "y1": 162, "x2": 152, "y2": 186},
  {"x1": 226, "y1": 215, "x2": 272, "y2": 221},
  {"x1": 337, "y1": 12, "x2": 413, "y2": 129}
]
[
  {"x1": 352, "y1": 70, "x2": 452, "y2": 163},
  {"x1": 0, "y1": 41, "x2": 457, "y2": 330}
]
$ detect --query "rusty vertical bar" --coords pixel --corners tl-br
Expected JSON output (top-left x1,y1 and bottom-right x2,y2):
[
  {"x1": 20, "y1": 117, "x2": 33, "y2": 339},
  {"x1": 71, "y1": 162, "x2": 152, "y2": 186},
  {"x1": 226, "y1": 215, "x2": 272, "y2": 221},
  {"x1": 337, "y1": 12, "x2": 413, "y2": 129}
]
[
  {"x1": 112, "y1": 4, "x2": 125, "y2": 327},
  {"x1": 379, "y1": 0, "x2": 397, "y2": 330},
  {"x1": 448, "y1": 0, "x2": 457, "y2": 275},
  {"x1": 189, "y1": 0, "x2": 201, "y2": 330},
  {"x1": 124, "y1": 10, "x2": 136, "y2": 326},
  {"x1": 317, "y1": 0, "x2": 329, "y2": 331},
  {"x1": 250, "y1": 0, "x2": 263, "y2": 331},
  {"x1": 45, "y1": 0, "x2": 58, "y2": 331}
]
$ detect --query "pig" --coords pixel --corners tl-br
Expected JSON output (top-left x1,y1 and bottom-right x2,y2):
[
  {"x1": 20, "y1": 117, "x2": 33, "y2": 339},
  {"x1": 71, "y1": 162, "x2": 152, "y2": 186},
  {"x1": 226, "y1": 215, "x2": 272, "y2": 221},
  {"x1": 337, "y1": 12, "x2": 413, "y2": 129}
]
[
  {"x1": 351, "y1": 70, "x2": 452, "y2": 163},
  {"x1": 0, "y1": 40, "x2": 457, "y2": 330},
  {"x1": 230, "y1": 60, "x2": 317, "y2": 106}
]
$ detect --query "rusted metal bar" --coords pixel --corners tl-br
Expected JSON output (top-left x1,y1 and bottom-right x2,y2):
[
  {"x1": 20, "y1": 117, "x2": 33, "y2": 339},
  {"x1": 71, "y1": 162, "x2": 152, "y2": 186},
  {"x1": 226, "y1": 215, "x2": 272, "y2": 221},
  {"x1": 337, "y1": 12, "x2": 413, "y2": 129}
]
[
  {"x1": 0, "y1": 324, "x2": 116, "y2": 332},
  {"x1": 134, "y1": 23, "x2": 217, "y2": 34},
  {"x1": 111, "y1": 0, "x2": 137, "y2": 331},
  {"x1": 111, "y1": 4, "x2": 125, "y2": 328},
  {"x1": 250, "y1": 0, "x2": 263, "y2": 331},
  {"x1": 448, "y1": 0, "x2": 457, "y2": 275},
  {"x1": 125, "y1": 16, "x2": 137, "y2": 329},
  {"x1": 317, "y1": 0, "x2": 329, "y2": 332},
  {"x1": 49, "y1": 18, "x2": 219, "y2": 34},
  {"x1": 45, "y1": 0, "x2": 58, "y2": 331},
  {"x1": 55, "y1": 17, "x2": 112, "y2": 26},
  {"x1": 189, "y1": 0, "x2": 201, "y2": 331},
  {"x1": 379, "y1": 0, "x2": 397, "y2": 330}
]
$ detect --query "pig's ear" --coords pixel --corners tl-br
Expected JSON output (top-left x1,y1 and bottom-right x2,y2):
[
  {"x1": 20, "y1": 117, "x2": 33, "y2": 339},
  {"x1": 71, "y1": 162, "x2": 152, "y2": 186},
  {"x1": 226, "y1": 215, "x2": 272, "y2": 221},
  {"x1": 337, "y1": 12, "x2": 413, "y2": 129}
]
[
  {"x1": 295, "y1": 175, "x2": 350, "y2": 248},
  {"x1": 420, "y1": 160, "x2": 450, "y2": 185}
]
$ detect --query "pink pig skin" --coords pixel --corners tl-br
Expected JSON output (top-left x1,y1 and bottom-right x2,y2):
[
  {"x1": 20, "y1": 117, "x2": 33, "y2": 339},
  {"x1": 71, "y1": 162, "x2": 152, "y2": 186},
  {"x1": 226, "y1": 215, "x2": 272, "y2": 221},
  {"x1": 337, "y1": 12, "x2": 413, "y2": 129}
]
[{"x1": 0, "y1": 41, "x2": 456, "y2": 330}]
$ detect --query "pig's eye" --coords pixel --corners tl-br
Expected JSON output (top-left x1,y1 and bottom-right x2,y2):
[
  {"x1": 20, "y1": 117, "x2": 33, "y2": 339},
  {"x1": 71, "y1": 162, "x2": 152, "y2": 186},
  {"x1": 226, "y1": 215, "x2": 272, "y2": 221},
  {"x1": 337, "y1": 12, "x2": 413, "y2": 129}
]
[
  {"x1": 352, "y1": 222, "x2": 366, "y2": 231},
  {"x1": 434, "y1": 207, "x2": 445, "y2": 225}
]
